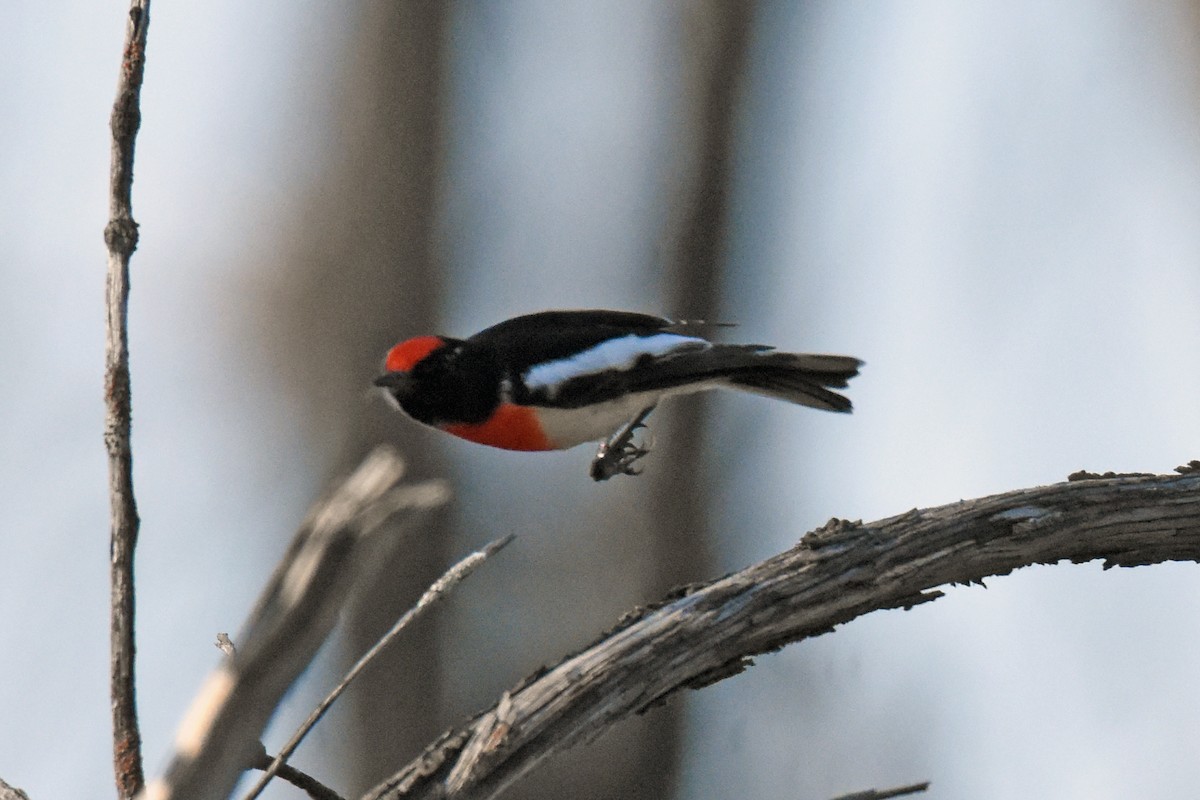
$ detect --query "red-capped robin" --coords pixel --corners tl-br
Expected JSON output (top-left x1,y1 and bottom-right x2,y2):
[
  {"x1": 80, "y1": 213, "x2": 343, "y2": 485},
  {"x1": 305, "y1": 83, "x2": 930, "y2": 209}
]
[{"x1": 375, "y1": 309, "x2": 861, "y2": 480}]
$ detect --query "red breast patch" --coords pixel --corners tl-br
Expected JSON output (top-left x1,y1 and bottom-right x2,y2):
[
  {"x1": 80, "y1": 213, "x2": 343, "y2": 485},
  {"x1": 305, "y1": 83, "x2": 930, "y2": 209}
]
[
  {"x1": 443, "y1": 404, "x2": 555, "y2": 451},
  {"x1": 385, "y1": 336, "x2": 445, "y2": 372}
]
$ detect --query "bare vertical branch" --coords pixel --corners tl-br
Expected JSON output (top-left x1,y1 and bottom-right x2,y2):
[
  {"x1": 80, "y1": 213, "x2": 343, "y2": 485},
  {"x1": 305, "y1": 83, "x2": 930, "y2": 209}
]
[{"x1": 104, "y1": 2, "x2": 152, "y2": 798}]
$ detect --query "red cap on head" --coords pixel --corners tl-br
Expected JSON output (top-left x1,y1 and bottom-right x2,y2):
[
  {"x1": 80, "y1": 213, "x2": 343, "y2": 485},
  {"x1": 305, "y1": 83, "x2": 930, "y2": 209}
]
[{"x1": 384, "y1": 336, "x2": 445, "y2": 372}]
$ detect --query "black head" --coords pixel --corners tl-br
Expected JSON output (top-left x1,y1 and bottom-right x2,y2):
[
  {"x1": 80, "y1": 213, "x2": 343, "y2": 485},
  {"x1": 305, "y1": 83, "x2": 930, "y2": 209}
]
[{"x1": 375, "y1": 337, "x2": 504, "y2": 426}]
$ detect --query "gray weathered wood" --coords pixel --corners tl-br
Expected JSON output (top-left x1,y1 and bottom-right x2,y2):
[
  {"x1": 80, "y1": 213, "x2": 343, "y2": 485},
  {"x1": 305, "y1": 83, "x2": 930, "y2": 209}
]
[
  {"x1": 365, "y1": 469, "x2": 1200, "y2": 800},
  {"x1": 0, "y1": 778, "x2": 31, "y2": 800}
]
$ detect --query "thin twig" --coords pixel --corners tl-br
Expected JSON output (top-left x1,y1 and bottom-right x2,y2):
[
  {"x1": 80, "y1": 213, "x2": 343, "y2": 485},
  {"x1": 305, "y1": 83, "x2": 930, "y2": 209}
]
[
  {"x1": 242, "y1": 536, "x2": 514, "y2": 800},
  {"x1": 247, "y1": 746, "x2": 346, "y2": 800},
  {"x1": 211, "y1": 638, "x2": 345, "y2": 800},
  {"x1": 831, "y1": 781, "x2": 931, "y2": 800},
  {"x1": 104, "y1": 2, "x2": 151, "y2": 798}
]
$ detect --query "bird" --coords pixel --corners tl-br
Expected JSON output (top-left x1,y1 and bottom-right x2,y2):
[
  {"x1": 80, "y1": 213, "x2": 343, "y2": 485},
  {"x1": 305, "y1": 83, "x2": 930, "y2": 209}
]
[{"x1": 374, "y1": 309, "x2": 861, "y2": 480}]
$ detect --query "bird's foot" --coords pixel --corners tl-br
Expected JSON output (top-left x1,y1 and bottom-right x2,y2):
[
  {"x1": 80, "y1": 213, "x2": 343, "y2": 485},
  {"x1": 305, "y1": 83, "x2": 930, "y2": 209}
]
[
  {"x1": 590, "y1": 438, "x2": 651, "y2": 481},
  {"x1": 590, "y1": 406, "x2": 656, "y2": 481}
]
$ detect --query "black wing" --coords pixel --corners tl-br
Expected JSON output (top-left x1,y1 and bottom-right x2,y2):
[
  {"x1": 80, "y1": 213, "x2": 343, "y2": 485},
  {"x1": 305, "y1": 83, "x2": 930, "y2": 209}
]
[{"x1": 468, "y1": 309, "x2": 675, "y2": 374}]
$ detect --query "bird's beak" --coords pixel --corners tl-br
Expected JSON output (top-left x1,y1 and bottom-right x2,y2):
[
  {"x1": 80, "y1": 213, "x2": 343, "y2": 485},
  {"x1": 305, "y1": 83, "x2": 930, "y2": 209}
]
[{"x1": 373, "y1": 371, "x2": 414, "y2": 395}]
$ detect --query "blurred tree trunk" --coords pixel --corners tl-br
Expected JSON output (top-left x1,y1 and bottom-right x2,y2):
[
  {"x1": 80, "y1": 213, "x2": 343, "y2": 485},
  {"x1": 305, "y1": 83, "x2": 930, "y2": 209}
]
[
  {"x1": 255, "y1": 1, "x2": 452, "y2": 794},
  {"x1": 646, "y1": 2, "x2": 760, "y2": 796},
  {"x1": 656, "y1": 3, "x2": 758, "y2": 575},
  {"x1": 255, "y1": 2, "x2": 758, "y2": 798},
  {"x1": 501, "y1": 6, "x2": 760, "y2": 800}
]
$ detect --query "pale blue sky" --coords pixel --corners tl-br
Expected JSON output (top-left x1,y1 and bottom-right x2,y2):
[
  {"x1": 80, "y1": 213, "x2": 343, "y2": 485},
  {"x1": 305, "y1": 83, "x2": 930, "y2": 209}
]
[{"x1": 3, "y1": 2, "x2": 1200, "y2": 798}]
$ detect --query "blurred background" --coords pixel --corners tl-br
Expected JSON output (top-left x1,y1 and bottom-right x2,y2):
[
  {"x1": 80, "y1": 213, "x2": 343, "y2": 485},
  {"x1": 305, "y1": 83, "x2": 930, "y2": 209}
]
[{"x1": 5, "y1": 1, "x2": 1200, "y2": 798}]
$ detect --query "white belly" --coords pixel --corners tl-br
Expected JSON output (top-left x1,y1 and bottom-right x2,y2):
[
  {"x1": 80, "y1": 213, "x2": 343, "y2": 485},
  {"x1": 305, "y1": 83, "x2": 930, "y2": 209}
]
[{"x1": 534, "y1": 392, "x2": 664, "y2": 449}]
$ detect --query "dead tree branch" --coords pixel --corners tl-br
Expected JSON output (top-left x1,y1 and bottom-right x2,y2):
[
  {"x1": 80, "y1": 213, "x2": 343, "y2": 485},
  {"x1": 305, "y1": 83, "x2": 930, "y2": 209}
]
[
  {"x1": 143, "y1": 448, "x2": 448, "y2": 800},
  {"x1": 365, "y1": 469, "x2": 1200, "y2": 800},
  {"x1": 104, "y1": 2, "x2": 152, "y2": 798},
  {"x1": 0, "y1": 778, "x2": 31, "y2": 800}
]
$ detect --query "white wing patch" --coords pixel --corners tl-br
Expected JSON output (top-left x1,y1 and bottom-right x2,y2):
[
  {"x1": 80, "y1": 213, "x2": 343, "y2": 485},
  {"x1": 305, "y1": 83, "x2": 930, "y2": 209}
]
[{"x1": 523, "y1": 333, "x2": 708, "y2": 398}]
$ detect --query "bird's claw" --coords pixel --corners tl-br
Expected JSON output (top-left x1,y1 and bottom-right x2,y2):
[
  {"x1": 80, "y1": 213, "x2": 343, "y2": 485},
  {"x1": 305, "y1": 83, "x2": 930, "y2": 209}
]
[
  {"x1": 590, "y1": 439, "x2": 650, "y2": 481},
  {"x1": 589, "y1": 406, "x2": 656, "y2": 481}
]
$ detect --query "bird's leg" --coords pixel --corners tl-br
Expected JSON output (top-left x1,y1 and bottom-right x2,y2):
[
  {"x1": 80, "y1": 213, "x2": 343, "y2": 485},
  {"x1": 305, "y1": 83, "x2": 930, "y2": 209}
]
[{"x1": 590, "y1": 405, "x2": 657, "y2": 481}]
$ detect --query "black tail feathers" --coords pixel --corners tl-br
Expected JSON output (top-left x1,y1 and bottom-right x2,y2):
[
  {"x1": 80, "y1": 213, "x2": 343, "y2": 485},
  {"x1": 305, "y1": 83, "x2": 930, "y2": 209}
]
[{"x1": 727, "y1": 352, "x2": 862, "y2": 413}]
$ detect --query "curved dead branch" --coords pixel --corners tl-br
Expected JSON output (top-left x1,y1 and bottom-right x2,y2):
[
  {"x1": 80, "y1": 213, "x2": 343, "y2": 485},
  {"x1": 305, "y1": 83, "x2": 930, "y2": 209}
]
[{"x1": 365, "y1": 467, "x2": 1200, "y2": 800}]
